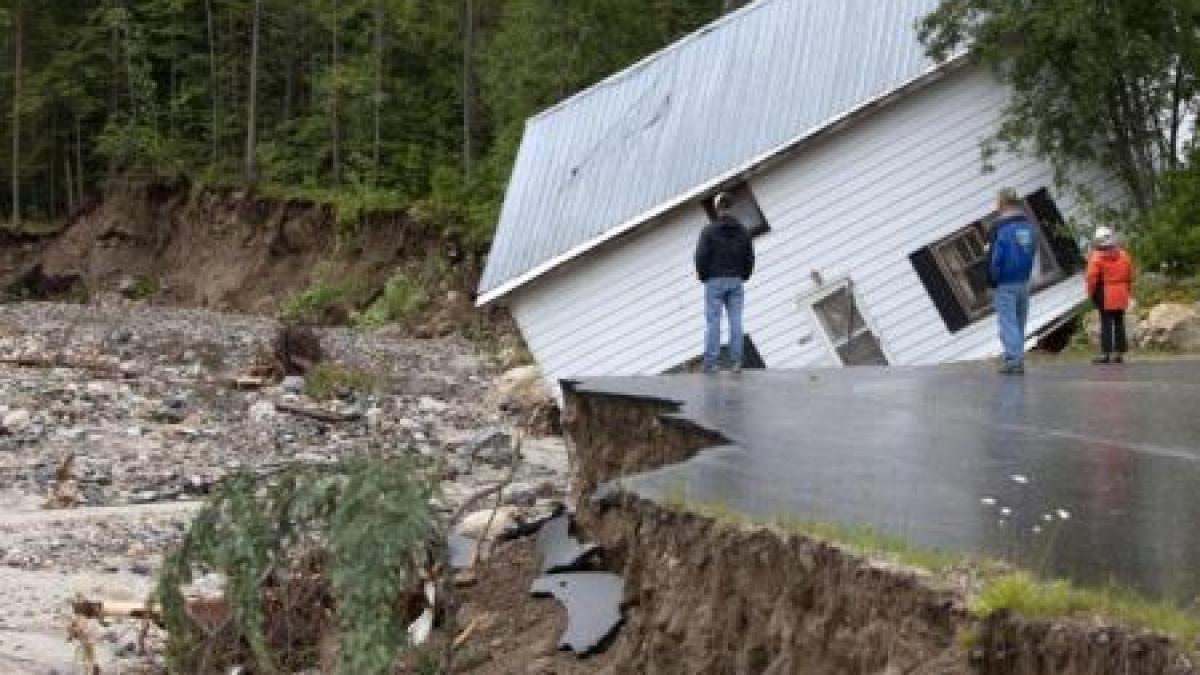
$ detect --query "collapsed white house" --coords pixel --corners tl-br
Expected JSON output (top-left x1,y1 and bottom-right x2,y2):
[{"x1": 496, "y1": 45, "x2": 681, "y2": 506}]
[{"x1": 478, "y1": 0, "x2": 1119, "y2": 392}]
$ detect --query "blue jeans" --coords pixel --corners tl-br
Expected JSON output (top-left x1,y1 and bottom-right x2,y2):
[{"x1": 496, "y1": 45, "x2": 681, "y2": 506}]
[
  {"x1": 703, "y1": 278, "x2": 744, "y2": 371},
  {"x1": 994, "y1": 282, "x2": 1030, "y2": 366}
]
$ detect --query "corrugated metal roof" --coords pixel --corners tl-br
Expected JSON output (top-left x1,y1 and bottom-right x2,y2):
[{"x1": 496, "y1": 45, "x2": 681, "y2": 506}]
[{"x1": 479, "y1": 0, "x2": 944, "y2": 302}]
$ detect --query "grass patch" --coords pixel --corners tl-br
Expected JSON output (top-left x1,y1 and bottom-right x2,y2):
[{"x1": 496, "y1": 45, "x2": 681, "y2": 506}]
[
  {"x1": 659, "y1": 486, "x2": 1200, "y2": 647},
  {"x1": 973, "y1": 572, "x2": 1200, "y2": 645},
  {"x1": 771, "y1": 515, "x2": 964, "y2": 573},
  {"x1": 124, "y1": 275, "x2": 161, "y2": 300},
  {"x1": 0, "y1": 220, "x2": 67, "y2": 237},
  {"x1": 660, "y1": 485, "x2": 963, "y2": 573},
  {"x1": 355, "y1": 272, "x2": 428, "y2": 329},
  {"x1": 304, "y1": 362, "x2": 381, "y2": 401},
  {"x1": 281, "y1": 278, "x2": 367, "y2": 325},
  {"x1": 1137, "y1": 274, "x2": 1200, "y2": 307}
]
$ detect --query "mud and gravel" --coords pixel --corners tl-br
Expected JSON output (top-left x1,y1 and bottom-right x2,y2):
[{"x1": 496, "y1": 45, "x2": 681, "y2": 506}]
[{"x1": 0, "y1": 300, "x2": 567, "y2": 674}]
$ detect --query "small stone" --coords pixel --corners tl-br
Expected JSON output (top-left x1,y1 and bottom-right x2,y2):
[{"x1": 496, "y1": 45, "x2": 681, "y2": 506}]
[
  {"x1": 249, "y1": 399, "x2": 277, "y2": 423},
  {"x1": 455, "y1": 506, "x2": 523, "y2": 540},
  {"x1": 365, "y1": 407, "x2": 384, "y2": 430},
  {"x1": 129, "y1": 562, "x2": 153, "y2": 576},
  {"x1": 419, "y1": 396, "x2": 449, "y2": 413},
  {"x1": 281, "y1": 376, "x2": 306, "y2": 395},
  {"x1": 503, "y1": 482, "x2": 539, "y2": 507},
  {"x1": 2, "y1": 409, "x2": 32, "y2": 431}
]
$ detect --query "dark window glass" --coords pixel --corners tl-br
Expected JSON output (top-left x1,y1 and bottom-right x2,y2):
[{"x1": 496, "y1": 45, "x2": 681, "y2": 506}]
[{"x1": 702, "y1": 182, "x2": 770, "y2": 237}]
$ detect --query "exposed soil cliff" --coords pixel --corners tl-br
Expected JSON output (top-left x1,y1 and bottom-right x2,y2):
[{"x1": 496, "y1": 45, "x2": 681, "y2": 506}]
[
  {"x1": 564, "y1": 389, "x2": 1196, "y2": 675},
  {"x1": 2, "y1": 177, "x2": 487, "y2": 330}
]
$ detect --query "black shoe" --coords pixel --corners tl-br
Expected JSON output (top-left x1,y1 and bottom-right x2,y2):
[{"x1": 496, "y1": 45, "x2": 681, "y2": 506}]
[
  {"x1": 1113, "y1": 354, "x2": 1124, "y2": 364},
  {"x1": 1092, "y1": 355, "x2": 1111, "y2": 365}
]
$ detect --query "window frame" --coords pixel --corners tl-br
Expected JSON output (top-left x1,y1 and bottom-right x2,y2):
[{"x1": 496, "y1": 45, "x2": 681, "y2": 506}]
[
  {"x1": 804, "y1": 279, "x2": 891, "y2": 366},
  {"x1": 916, "y1": 190, "x2": 1075, "y2": 333},
  {"x1": 702, "y1": 182, "x2": 771, "y2": 238}
]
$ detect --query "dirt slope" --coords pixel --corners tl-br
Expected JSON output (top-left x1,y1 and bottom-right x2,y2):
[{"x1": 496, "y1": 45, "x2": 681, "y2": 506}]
[{"x1": 6, "y1": 178, "x2": 480, "y2": 320}]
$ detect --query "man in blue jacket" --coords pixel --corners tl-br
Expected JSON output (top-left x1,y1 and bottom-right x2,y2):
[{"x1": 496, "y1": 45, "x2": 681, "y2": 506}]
[
  {"x1": 695, "y1": 192, "x2": 755, "y2": 374},
  {"x1": 989, "y1": 189, "x2": 1038, "y2": 375}
]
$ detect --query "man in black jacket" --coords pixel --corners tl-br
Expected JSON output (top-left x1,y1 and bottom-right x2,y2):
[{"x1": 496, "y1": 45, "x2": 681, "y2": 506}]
[{"x1": 695, "y1": 192, "x2": 755, "y2": 374}]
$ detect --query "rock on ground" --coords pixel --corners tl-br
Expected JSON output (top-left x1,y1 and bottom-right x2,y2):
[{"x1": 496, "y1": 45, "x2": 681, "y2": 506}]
[
  {"x1": 1140, "y1": 302, "x2": 1200, "y2": 351},
  {"x1": 0, "y1": 301, "x2": 571, "y2": 673}
]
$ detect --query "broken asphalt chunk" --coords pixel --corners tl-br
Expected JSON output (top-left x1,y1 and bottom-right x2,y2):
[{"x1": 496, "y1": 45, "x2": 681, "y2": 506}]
[
  {"x1": 530, "y1": 572, "x2": 623, "y2": 656},
  {"x1": 536, "y1": 513, "x2": 599, "y2": 574}
]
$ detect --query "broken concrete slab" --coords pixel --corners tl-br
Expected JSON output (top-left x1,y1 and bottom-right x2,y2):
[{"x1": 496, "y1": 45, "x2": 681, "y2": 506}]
[
  {"x1": 535, "y1": 514, "x2": 599, "y2": 574},
  {"x1": 530, "y1": 572, "x2": 623, "y2": 656},
  {"x1": 572, "y1": 361, "x2": 1200, "y2": 602}
]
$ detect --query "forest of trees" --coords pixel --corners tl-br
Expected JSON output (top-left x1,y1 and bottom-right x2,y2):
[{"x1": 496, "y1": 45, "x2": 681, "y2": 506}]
[{"x1": 0, "y1": 0, "x2": 740, "y2": 242}]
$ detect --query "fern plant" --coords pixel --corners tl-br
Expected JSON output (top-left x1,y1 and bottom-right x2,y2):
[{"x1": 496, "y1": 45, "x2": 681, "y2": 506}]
[{"x1": 156, "y1": 457, "x2": 442, "y2": 674}]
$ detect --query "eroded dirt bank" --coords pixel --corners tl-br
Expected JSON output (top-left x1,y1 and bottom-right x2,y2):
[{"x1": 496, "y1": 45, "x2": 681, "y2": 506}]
[
  {"x1": 3, "y1": 177, "x2": 484, "y2": 321},
  {"x1": 564, "y1": 388, "x2": 1196, "y2": 675}
]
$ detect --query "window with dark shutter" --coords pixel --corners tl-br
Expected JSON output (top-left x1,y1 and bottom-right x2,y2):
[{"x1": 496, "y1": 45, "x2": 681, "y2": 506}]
[
  {"x1": 1027, "y1": 187, "x2": 1084, "y2": 275},
  {"x1": 702, "y1": 183, "x2": 771, "y2": 237},
  {"x1": 911, "y1": 188, "x2": 1078, "y2": 334}
]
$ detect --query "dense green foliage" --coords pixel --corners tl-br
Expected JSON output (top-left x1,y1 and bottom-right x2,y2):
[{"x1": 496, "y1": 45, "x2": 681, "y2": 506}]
[
  {"x1": 1138, "y1": 159, "x2": 1200, "y2": 277},
  {"x1": 0, "y1": 0, "x2": 724, "y2": 241},
  {"x1": 920, "y1": 0, "x2": 1200, "y2": 280},
  {"x1": 919, "y1": 0, "x2": 1200, "y2": 218},
  {"x1": 157, "y1": 457, "x2": 440, "y2": 674}
]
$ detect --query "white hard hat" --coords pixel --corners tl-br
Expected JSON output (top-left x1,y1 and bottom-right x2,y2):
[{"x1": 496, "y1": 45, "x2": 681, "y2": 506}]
[{"x1": 1093, "y1": 226, "x2": 1115, "y2": 247}]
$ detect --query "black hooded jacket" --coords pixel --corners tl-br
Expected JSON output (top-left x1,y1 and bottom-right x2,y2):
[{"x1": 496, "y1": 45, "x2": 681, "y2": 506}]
[{"x1": 695, "y1": 215, "x2": 755, "y2": 282}]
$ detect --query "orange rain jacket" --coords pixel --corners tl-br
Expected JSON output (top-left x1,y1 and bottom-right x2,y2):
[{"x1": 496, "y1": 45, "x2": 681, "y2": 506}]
[{"x1": 1086, "y1": 247, "x2": 1135, "y2": 312}]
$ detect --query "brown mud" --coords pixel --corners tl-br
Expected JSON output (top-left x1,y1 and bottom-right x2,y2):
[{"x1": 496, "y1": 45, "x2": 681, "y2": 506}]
[{"x1": 1, "y1": 177, "x2": 486, "y2": 329}]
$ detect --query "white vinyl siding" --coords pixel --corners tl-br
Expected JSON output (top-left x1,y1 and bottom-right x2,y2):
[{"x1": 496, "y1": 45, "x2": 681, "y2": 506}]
[{"x1": 509, "y1": 65, "x2": 1118, "y2": 394}]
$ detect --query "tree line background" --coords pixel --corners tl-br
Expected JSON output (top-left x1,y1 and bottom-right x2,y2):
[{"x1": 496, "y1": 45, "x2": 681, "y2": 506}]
[
  {"x1": 3, "y1": 0, "x2": 1200, "y2": 277},
  {"x1": 0, "y1": 0, "x2": 741, "y2": 244}
]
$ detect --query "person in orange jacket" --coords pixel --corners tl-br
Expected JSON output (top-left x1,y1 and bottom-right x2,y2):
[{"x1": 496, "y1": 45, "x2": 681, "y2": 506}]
[{"x1": 1086, "y1": 226, "x2": 1135, "y2": 364}]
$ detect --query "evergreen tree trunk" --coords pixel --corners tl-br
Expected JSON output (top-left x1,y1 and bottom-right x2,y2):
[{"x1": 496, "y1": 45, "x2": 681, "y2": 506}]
[
  {"x1": 331, "y1": 0, "x2": 342, "y2": 187},
  {"x1": 205, "y1": 0, "x2": 219, "y2": 166},
  {"x1": 74, "y1": 114, "x2": 84, "y2": 206},
  {"x1": 244, "y1": 0, "x2": 262, "y2": 184},
  {"x1": 64, "y1": 152, "x2": 76, "y2": 215},
  {"x1": 10, "y1": 0, "x2": 22, "y2": 228},
  {"x1": 462, "y1": 0, "x2": 473, "y2": 179},
  {"x1": 373, "y1": 0, "x2": 384, "y2": 184},
  {"x1": 107, "y1": 11, "x2": 119, "y2": 179}
]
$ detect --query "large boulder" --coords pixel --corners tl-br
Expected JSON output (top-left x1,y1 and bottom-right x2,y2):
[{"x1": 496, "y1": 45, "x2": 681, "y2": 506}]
[
  {"x1": 1140, "y1": 303, "x2": 1200, "y2": 351},
  {"x1": 497, "y1": 365, "x2": 553, "y2": 412},
  {"x1": 497, "y1": 365, "x2": 560, "y2": 435}
]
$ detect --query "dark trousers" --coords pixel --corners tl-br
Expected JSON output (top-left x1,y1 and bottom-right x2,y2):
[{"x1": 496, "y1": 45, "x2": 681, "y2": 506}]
[{"x1": 1099, "y1": 310, "x2": 1128, "y2": 354}]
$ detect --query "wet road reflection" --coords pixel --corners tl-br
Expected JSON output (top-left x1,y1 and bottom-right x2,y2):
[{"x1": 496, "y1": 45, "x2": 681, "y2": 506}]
[{"x1": 578, "y1": 362, "x2": 1200, "y2": 602}]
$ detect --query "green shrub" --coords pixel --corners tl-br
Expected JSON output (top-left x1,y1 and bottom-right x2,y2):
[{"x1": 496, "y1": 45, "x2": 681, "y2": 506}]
[
  {"x1": 1136, "y1": 273, "x2": 1200, "y2": 307},
  {"x1": 356, "y1": 272, "x2": 428, "y2": 328},
  {"x1": 281, "y1": 279, "x2": 364, "y2": 325},
  {"x1": 304, "y1": 362, "x2": 381, "y2": 401},
  {"x1": 1138, "y1": 163, "x2": 1200, "y2": 279},
  {"x1": 973, "y1": 572, "x2": 1200, "y2": 645},
  {"x1": 126, "y1": 275, "x2": 161, "y2": 300},
  {"x1": 156, "y1": 457, "x2": 442, "y2": 675}
]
